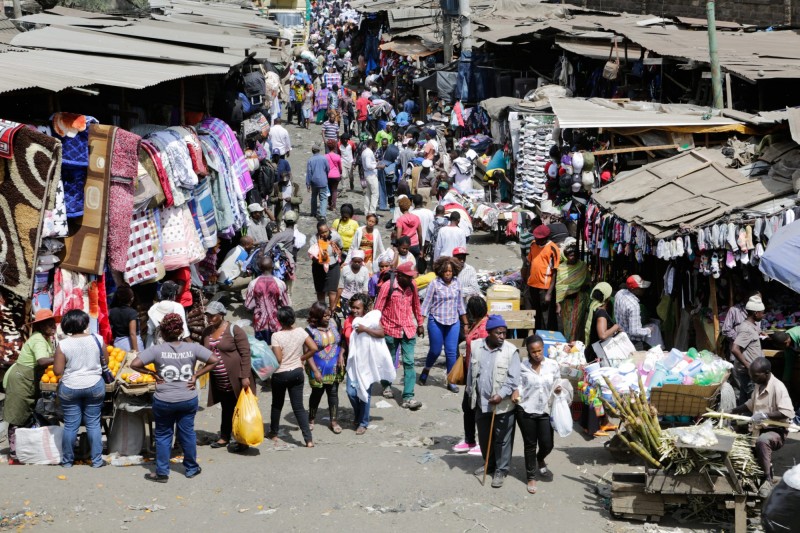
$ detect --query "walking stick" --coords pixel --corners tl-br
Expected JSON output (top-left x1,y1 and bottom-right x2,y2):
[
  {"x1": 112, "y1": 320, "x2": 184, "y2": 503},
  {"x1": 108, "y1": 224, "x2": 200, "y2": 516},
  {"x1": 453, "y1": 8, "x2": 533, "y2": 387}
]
[{"x1": 481, "y1": 405, "x2": 497, "y2": 486}]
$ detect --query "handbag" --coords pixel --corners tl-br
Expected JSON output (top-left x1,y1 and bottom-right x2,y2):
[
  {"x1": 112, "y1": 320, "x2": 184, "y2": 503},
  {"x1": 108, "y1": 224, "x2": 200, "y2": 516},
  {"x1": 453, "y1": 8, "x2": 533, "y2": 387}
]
[
  {"x1": 602, "y1": 40, "x2": 620, "y2": 81},
  {"x1": 91, "y1": 335, "x2": 115, "y2": 384},
  {"x1": 447, "y1": 353, "x2": 466, "y2": 386}
]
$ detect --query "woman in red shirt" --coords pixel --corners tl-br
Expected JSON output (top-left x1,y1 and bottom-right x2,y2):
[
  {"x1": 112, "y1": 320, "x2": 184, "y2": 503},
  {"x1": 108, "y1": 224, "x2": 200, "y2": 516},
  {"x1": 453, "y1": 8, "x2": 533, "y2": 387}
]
[
  {"x1": 452, "y1": 296, "x2": 488, "y2": 456},
  {"x1": 395, "y1": 196, "x2": 423, "y2": 271}
]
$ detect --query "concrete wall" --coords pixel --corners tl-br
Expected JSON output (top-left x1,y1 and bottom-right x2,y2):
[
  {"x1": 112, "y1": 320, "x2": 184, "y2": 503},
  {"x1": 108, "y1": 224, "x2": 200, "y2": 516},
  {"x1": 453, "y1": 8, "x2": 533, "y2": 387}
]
[{"x1": 582, "y1": 0, "x2": 793, "y2": 27}]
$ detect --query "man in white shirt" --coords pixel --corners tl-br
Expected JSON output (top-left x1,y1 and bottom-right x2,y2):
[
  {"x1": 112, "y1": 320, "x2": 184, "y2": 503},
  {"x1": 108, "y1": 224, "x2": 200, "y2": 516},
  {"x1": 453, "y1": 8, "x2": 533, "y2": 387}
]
[
  {"x1": 434, "y1": 211, "x2": 467, "y2": 261},
  {"x1": 361, "y1": 139, "x2": 379, "y2": 215},
  {"x1": 453, "y1": 247, "x2": 481, "y2": 303},
  {"x1": 268, "y1": 118, "x2": 292, "y2": 157},
  {"x1": 410, "y1": 194, "x2": 434, "y2": 247}
]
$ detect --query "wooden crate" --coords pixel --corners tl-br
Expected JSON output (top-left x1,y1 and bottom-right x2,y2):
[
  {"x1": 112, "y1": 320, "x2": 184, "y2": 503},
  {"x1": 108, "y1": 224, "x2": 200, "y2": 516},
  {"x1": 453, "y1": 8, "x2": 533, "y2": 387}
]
[
  {"x1": 611, "y1": 472, "x2": 665, "y2": 521},
  {"x1": 649, "y1": 379, "x2": 725, "y2": 417}
]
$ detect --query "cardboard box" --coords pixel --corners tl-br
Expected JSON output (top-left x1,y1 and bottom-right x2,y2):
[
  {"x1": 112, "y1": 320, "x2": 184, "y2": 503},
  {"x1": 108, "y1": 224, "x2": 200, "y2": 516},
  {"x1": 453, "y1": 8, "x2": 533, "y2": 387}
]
[{"x1": 487, "y1": 285, "x2": 521, "y2": 312}]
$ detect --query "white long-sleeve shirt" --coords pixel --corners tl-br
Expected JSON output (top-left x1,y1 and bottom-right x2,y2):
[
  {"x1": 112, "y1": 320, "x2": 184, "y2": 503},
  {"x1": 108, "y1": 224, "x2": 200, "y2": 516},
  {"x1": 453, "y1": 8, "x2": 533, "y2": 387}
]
[
  {"x1": 434, "y1": 225, "x2": 466, "y2": 261},
  {"x1": 269, "y1": 125, "x2": 292, "y2": 156},
  {"x1": 361, "y1": 147, "x2": 377, "y2": 178}
]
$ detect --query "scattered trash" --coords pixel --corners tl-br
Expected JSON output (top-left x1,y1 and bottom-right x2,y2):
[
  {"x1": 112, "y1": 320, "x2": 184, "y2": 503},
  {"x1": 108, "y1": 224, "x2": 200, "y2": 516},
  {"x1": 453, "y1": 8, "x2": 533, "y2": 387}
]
[
  {"x1": 255, "y1": 509, "x2": 277, "y2": 516},
  {"x1": 238, "y1": 508, "x2": 249, "y2": 513},
  {"x1": 57, "y1": 475, "x2": 67, "y2": 480},
  {"x1": 109, "y1": 453, "x2": 144, "y2": 467},
  {"x1": 363, "y1": 504, "x2": 405, "y2": 515},
  {"x1": 375, "y1": 400, "x2": 392, "y2": 409},
  {"x1": 416, "y1": 452, "x2": 439, "y2": 464},
  {"x1": 128, "y1": 504, "x2": 166, "y2": 513}
]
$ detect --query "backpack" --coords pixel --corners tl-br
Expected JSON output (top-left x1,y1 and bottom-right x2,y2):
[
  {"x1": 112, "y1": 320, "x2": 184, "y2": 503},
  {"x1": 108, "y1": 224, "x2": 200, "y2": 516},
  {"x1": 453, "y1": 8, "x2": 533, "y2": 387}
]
[{"x1": 243, "y1": 71, "x2": 266, "y2": 106}]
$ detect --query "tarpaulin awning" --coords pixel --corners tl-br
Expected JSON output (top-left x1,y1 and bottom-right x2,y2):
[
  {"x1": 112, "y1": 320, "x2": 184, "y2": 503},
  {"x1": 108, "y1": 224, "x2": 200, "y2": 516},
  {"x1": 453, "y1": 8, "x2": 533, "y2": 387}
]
[
  {"x1": 592, "y1": 149, "x2": 794, "y2": 238},
  {"x1": 759, "y1": 221, "x2": 800, "y2": 294},
  {"x1": 414, "y1": 70, "x2": 457, "y2": 103},
  {"x1": 379, "y1": 40, "x2": 441, "y2": 59}
]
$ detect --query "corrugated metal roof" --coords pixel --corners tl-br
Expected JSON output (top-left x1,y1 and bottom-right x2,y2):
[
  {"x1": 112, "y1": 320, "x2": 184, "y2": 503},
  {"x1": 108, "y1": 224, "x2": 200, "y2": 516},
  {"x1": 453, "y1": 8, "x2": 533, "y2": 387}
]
[
  {"x1": 0, "y1": 12, "x2": 20, "y2": 44},
  {"x1": 16, "y1": 14, "x2": 134, "y2": 27},
  {"x1": 596, "y1": 16, "x2": 800, "y2": 81},
  {"x1": 387, "y1": 8, "x2": 438, "y2": 29},
  {"x1": 549, "y1": 97, "x2": 742, "y2": 129},
  {"x1": 10, "y1": 26, "x2": 244, "y2": 66},
  {"x1": 592, "y1": 150, "x2": 794, "y2": 238},
  {"x1": 95, "y1": 19, "x2": 268, "y2": 50},
  {"x1": 0, "y1": 48, "x2": 228, "y2": 94},
  {"x1": 44, "y1": 6, "x2": 127, "y2": 19},
  {"x1": 162, "y1": 0, "x2": 282, "y2": 34},
  {"x1": 555, "y1": 38, "x2": 642, "y2": 60}
]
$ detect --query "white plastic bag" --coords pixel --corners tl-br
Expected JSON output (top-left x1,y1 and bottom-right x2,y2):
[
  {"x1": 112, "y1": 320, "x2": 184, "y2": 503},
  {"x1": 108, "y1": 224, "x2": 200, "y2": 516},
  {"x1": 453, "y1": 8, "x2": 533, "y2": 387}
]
[
  {"x1": 15, "y1": 426, "x2": 63, "y2": 465},
  {"x1": 550, "y1": 390, "x2": 573, "y2": 438}
]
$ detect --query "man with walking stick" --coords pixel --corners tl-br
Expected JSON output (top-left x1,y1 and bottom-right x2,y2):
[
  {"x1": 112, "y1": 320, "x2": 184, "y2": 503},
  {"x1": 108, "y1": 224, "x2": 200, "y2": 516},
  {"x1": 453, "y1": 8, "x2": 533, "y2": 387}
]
[{"x1": 466, "y1": 315, "x2": 520, "y2": 488}]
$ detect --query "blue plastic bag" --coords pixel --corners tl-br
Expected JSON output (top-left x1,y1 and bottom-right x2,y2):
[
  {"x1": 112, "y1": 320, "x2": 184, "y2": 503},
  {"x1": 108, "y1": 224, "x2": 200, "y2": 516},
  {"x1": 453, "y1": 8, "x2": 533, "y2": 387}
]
[{"x1": 248, "y1": 335, "x2": 279, "y2": 382}]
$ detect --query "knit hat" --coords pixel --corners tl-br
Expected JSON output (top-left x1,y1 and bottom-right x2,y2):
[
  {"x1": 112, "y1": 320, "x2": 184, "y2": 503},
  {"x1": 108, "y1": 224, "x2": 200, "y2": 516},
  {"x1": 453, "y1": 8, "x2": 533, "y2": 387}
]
[
  {"x1": 350, "y1": 249, "x2": 365, "y2": 260},
  {"x1": 284, "y1": 210, "x2": 298, "y2": 222},
  {"x1": 486, "y1": 314, "x2": 507, "y2": 330},
  {"x1": 745, "y1": 295, "x2": 765, "y2": 312}
]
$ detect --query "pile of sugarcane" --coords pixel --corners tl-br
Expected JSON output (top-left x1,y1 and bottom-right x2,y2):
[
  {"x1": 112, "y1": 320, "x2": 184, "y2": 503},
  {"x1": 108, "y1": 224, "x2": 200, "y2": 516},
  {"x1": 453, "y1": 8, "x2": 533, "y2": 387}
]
[
  {"x1": 657, "y1": 427, "x2": 762, "y2": 488},
  {"x1": 600, "y1": 375, "x2": 663, "y2": 468}
]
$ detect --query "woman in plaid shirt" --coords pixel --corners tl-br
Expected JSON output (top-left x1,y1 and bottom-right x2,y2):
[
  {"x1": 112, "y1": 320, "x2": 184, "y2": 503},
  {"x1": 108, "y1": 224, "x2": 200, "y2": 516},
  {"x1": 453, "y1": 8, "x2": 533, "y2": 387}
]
[{"x1": 419, "y1": 257, "x2": 468, "y2": 393}]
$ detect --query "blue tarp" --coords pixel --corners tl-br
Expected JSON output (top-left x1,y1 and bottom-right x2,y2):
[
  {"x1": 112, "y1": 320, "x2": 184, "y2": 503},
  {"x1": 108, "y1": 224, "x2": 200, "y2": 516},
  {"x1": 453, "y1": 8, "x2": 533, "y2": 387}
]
[{"x1": 759, "y1": 220, "x2": 800, "y2": 294}]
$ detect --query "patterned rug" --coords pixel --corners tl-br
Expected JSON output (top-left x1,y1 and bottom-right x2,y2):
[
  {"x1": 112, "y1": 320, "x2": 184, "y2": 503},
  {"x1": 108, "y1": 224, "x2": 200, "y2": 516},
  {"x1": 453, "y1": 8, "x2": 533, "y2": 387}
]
[
  {"x1": 62, "y1": 124, "x2": 116, "y2": 275},
  {"x1": 0, "y1": 119, "x2": 23, "y2": 159},
  {"x1": 0, "y1": 127, "x2": 61, "y2": 298}
]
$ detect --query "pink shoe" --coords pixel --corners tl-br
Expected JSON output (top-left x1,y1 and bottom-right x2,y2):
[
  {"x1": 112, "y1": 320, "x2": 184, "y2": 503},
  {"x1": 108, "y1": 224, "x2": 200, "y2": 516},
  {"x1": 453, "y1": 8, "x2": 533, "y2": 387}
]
[
  {"x1": 452, "y1": 440, "x2": 472, "y2": 453},
  {"x1": 468, "y1": 444, "x2": 482, "y2": 456}
]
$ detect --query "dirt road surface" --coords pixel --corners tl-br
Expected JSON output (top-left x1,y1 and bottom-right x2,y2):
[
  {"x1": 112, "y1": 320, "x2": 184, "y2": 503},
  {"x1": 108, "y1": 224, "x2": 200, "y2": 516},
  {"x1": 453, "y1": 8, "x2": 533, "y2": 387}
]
[{"x1": 1, "y1": 122, "x2": 796, "y2": 533}]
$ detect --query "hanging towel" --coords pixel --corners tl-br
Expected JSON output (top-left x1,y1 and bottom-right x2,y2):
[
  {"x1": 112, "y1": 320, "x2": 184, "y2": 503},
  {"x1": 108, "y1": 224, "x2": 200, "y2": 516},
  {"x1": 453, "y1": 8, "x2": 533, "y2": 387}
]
[
  {"x1": 107, "y1": 180, "x2": 135, "y2": 272},
  {"x1": 110, "y1": 128, "x2": 142, "y2": 180},
  {"x1": 123, "y1": 208, "x2": 159, "y2": 286},
  {"x1": 160, "y1": 205, "x2": 206, "y2": 271},
  {"x1": 42, "y1": 179, "x2": 68, "y2": 238}
]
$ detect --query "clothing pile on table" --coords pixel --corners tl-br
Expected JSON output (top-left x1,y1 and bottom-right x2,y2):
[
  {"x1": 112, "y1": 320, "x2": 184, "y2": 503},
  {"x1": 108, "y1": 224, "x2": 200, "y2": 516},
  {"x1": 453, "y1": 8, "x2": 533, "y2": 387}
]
[
  {"x1": 513, "y1": 119, "x2": 556, "y2": 209},
  {"x1": 476, "y1": 269, "x2": 524, "y2": 294}
]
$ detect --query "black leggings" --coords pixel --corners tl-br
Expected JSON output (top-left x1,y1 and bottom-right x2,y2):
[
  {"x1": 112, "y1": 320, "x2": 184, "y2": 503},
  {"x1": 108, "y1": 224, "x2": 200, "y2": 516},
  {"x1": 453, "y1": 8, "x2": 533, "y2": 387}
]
[
  {"x1": 309, "y1": 383, "x2": 339, "y2": 422},
  {"x1": 215, "y1": 386, "x2": 237, "y2": 442},
  {"x1": 461, "y1": 390, "x2": 476, "y2": 445},
  {"x1": 270, "y1": 368, "x2": 313, "y2": 444},
  {"x1": 515, "y1": 407, "x2": 554, "y2": 481}
]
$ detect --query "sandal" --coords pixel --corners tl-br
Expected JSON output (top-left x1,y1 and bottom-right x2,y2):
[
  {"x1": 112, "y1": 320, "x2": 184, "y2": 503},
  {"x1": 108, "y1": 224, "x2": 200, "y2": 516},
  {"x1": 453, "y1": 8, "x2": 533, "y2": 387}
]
[
  {"x1": 145, "y1": 473, "x2": 169, "y2": 483},
  {"x1": 527, "y1": 480, "x2": 537, "y2": 494},
  {"x1": 210, "y1": 440, "x2": 229, "y2": 449},
  {"x1": 330, "y1": 422, "x2": 342, "y2": 434},
  {"x1": 355, "y1": 426, "x2": 367, "y2": 435}
]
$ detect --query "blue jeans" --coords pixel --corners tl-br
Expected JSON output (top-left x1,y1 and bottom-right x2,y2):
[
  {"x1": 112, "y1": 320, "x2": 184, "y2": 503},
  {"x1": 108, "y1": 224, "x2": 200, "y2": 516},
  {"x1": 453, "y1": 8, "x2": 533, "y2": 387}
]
[
  {"x1": 255, "y1": 330, "x2": 273, "y2": 344},
  {"x1": 346, "y1": 375, "x2": 370, "y2": 429},
  {"x1": 425, "y1": 319, "x2": 460, "y2": 374},
  {"x1": 114, "y1": 335, "x2": 143, "y2": 353},
  {"x1": 152, "y1": 397, "x2": 200, "y2": 477},
  {"x1": 377, "y1": 168, "x2": 388, "y2": 210},
  {"x1": 58, "y1": 379, "x2": 105, "y2": 467},
  {"x1": 311, "y1": 186, "x2": 330, "y2": 218}
]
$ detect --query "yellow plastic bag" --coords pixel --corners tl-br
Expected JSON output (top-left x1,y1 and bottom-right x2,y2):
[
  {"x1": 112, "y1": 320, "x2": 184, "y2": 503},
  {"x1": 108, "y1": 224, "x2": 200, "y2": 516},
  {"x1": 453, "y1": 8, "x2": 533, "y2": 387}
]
[{"x1": 232, "y1": 388, "x2": 264, "y2": 446}]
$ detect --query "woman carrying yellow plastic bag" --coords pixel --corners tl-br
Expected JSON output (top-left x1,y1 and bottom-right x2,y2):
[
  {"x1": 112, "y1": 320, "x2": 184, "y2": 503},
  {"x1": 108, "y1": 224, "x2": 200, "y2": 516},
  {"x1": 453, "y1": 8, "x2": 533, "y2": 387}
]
[{"x1": 232, "y1": 388, "x2": 264, "y2": 446}]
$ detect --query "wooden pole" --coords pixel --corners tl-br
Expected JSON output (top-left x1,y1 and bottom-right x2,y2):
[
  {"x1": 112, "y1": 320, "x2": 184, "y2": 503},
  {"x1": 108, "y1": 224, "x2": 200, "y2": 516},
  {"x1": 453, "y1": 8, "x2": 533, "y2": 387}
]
[
  {"x1": 709, "y1": 276, "x2": 720, "y2": 343},
  {"x1": 481, "y1": 407, "x2": 496, "y2": 486}
]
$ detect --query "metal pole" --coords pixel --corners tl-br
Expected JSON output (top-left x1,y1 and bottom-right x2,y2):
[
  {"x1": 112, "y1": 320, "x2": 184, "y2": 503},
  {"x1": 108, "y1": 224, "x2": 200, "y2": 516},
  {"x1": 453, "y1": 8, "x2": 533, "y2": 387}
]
[
  {"x1": 459, "y1": 0, "x2": 473, "y2": 53},
  {"x1": 706, "y1": 1, "x2": 724, "y2": 109},
  {"x1": 12, "y1": 0, "x2": 22, "y2": 19},
  {"x1": 442, "y1": 15, "x2": 453, "y2": 65}
]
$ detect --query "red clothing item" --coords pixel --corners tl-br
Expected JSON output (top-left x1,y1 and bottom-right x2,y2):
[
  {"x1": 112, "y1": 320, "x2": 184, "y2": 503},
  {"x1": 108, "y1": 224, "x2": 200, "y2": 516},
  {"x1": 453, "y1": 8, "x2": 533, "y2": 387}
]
[
  {"x1": 464, "y1": 316, "x2": 489, "y2": 368},
  {"x1": 343, "y1": 315, "x2": 354, "y2": 346},
  {"x1": 169, "y1": 267, "x2": 193, "y2": 307},
  {"x1": 245, "y1": 275, "x2": 291, "y2": 332},
  {"x1": 374, "y1": 278, "x2": 422, "y2": 339},
  {"x1": 396, "y1": 212, "x2": 421, "y2": 247},
  {"x1": 356, "y1": 97, "x2": 369, "y2": 121}
]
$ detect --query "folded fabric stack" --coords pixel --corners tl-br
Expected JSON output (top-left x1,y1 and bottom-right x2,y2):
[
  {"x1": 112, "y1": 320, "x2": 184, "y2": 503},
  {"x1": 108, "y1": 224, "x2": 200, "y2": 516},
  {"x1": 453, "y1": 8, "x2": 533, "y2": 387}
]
[{"x1": 514, "y1": 120, "x2": 555, "y2": 209}]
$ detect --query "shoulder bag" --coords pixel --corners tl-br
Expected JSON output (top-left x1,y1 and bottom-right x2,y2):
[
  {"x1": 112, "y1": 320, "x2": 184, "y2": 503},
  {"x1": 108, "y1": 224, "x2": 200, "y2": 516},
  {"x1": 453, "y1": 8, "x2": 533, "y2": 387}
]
[
  {"x1": 602, "y1": 40, "x2": 620, "y2": 81},
  {"x1": 91, "y1": 335, "x2": 115, "y2": 384}
]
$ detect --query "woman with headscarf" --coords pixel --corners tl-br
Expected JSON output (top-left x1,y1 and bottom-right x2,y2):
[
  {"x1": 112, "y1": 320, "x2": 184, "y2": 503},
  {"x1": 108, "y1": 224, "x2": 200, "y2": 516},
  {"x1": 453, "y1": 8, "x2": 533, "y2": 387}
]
[
  {"x1": 582, "y1": 282, "x2": 620, "y2": 437},
  {"x1": 555, "y1": 243, "x2": 589, "y2": 341},
  {"x1": 3, "y1": 310, "x2": 57, "y2": 464}
]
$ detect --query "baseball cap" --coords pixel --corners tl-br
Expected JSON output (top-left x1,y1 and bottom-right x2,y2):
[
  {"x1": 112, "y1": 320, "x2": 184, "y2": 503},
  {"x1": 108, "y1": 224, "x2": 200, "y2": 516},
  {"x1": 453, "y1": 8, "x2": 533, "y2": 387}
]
[
  {"x1": 248, "y1": 203, "x2": 265, "y2": 213},
  {"x1": 533, "y1": 225, "x2": 551, "y2": 239},
  {"x1": 283, "y1": 210, "x2": 299, "y2": 222},
  {"x1": 452, "y1": 246, "x2": 468, "y2": 256},
  {"x1": 626, "y1": 275, "x2": 651, "y2": 290},
  {"x1": 205, "y1": 301, "x2": 227, "y2": 316},
  {"x1": 396, "y1": 262, "x2": 418, "y2": 277}
]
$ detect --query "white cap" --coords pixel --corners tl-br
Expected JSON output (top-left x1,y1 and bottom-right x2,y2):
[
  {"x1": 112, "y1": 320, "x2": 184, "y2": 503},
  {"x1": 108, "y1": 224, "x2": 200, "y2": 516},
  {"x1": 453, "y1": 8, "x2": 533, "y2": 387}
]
[
  {"x1": 422, "y1": 159, "x2": 433, "y2": 168},
  {"x1": 248, "y1": 203, "x2": 265, "y2": 213}
]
